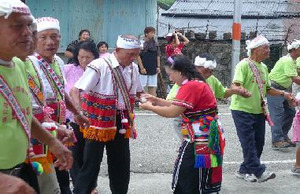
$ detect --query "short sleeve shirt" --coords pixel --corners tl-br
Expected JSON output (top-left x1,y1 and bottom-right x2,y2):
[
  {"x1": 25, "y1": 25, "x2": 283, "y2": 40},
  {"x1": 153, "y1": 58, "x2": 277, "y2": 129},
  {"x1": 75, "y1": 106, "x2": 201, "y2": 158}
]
[
  {"x1": 230, "y1": 59, "x2": 271, "y2": 114},
  {"x1": 165, "y1": 43, "x2": 184, "y2": 57},
  {"x1": 206, "y1": 75, "x2": 226, "y2": 99},
  {"x1": 172, "y1": 80, "x2": 217, "y2": 112},
  {"x1": 74, "y1": 53, "x2": 143, "y2": 109},
  {"x1": 269, "y1": 55, "x2": 297, "y2": 88},
  {"x1": 139, "y1": 39, "x2": 161, "y2": 75},
  {"x1": 0, "y1": 58, "x2": 32, "y2": 169}
]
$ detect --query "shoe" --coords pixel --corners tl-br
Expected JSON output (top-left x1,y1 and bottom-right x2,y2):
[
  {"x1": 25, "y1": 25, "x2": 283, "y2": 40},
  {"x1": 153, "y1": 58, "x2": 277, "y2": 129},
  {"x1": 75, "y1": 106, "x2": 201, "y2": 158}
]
[
  {"x1": 285, "y1": 138, "x2": 296, "y2": 147},
  {"x1": 235, "y1": 171, "x2": 257, "y2": 182},
  {"x1": 272, "y1": 141, "x2": 290, "y2": 150},
  {"x1": 291, "y1": 168, "x2": 300, "y2": 176},
  {"x1": 256, "y1": 171, "x2": 276, "y2": 183}
]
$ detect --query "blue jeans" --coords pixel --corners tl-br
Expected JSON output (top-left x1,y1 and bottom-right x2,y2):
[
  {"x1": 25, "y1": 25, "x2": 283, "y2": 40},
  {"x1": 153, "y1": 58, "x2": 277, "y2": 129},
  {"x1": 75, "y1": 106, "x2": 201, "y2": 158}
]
[
  {"x1": 231, "y1": 110, "x2": 266, "y2": 177},
  {"x1": 267, "y1": 95, "x2": 295, "y2": 142}
]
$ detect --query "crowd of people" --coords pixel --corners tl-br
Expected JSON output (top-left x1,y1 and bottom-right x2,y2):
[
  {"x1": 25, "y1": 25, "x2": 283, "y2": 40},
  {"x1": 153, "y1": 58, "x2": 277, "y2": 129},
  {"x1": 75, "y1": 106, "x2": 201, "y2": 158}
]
[{"x1": 1, "y1": 0, "x2": 300, "y2": 194}]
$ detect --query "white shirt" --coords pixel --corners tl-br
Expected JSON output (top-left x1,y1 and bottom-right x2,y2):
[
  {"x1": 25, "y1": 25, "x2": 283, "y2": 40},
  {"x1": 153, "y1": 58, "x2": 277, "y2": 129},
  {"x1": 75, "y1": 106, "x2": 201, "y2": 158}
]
[{"x1": 74, "y1": 53, "x2": 143, "y2": 109}]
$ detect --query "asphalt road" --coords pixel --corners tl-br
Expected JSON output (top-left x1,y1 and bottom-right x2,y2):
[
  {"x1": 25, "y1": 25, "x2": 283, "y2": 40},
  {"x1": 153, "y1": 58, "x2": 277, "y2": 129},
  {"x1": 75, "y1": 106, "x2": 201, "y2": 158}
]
[{"x1": 95, "y1": 104, "x2": 299, "y2": 194}]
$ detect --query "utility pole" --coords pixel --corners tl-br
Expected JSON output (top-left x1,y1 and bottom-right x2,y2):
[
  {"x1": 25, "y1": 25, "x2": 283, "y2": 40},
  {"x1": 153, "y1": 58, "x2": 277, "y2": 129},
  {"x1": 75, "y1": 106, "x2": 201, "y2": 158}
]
[{"x1": 231, "y1": 0, "x2": 242, "y2": 80}]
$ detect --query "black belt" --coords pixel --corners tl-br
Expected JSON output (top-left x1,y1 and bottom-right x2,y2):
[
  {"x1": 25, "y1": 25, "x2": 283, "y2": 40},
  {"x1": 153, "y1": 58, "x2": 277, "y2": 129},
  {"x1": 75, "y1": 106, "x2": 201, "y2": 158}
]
[
  {"x1": 271, "y1": 80, "x2": 286, "y2": 90},
  {"x1": 0, "y1": 163, "x2": 23, "y2": 177}
]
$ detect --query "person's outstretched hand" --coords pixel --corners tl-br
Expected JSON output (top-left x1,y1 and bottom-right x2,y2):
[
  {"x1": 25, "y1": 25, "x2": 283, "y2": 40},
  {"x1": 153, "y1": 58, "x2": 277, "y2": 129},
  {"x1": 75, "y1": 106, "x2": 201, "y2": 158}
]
[
  {"x1": 48, "y1": 139, "x2": 73, "y2": 171},
  {"x1": 139, "y1": 101, "x2": 153, "y2": 110}
]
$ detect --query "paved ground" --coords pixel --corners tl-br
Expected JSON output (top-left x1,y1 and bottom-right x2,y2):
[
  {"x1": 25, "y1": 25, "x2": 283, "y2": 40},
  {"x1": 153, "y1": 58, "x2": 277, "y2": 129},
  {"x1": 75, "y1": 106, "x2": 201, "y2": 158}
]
[{"x1": 94, "y1": 105, "x2": 299, "y2": 194}]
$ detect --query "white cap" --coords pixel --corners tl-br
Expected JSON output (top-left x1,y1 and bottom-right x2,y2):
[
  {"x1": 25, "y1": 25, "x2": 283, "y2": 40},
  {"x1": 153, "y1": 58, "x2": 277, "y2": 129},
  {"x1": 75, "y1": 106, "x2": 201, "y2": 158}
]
[
  {"x1": 287, "y1": 39, "x2": 300, "y2": 51},
  {"x1": 194, "y1": 56, "x2": 217, "y2": 69},
  {"x1": 36, "y1": 17, "x2": 60, "y2": 33},
  {"x1": 0, "y1": 0, "x2": 31, "y2": 19},
  {"x1": 116, "y1": 35, "x2": 141, "y2": 49},
  {"x1": 166, "y1": 33, "x2": 173, "y2": 37},
  {"x1": 246, "y1": 35, "x2": 269, "y2": 57}
]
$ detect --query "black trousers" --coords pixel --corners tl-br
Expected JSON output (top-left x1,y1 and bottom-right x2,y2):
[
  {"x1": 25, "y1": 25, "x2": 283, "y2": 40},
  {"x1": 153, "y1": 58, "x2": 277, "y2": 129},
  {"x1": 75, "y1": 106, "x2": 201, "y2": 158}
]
[
  {"x1": 69, "y1": 122, "x2": 98, "y2": 190},
  {"x1": 73, "y1": 117, "x2": 130, "y2": 194},
  {"x1": 55, "y1": 168, "x2": 72, "y2": 194},
  {"x1": 69, "y1": 122, "x2": 85, "y2": 185}
]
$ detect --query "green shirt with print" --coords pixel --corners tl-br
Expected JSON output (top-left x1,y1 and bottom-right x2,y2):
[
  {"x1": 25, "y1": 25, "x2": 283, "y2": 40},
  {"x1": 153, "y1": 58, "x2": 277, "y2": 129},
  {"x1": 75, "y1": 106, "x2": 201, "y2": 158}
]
[
  {"x1": 230, "y1": 59, "x2": 271, "y2": 114},
  {"x1": 206, "y1": 75, "x2": 226, "y2": 99},
  {"x1": 0, "y1": 58, "x2": 32, "y2": 169},
  {"x1": 269, "y1": 56, "x2": 297, "y2": 88}
]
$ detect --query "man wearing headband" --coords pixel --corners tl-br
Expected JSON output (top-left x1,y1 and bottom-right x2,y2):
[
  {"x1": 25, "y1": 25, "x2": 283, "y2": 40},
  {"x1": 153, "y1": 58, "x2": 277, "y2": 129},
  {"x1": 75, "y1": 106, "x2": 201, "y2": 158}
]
[
  {"x1": 267, "y1": 39, "x2": 300, "y2": 149},
  {"x1": 70, "y1": 34, "x2": 143, "y2": 193},
  {"x1": 0, "y1": 1, "x2": 73, "y2": 193},
  {"x1": 230, "y1": 35, "x2": 295, "y2": 183},
  {"x1": 194, "y1": 53, "x2": 251, "y2": 99},
  {"x1": 27, "y1": 16, "x2": 90, "y2": 193}
]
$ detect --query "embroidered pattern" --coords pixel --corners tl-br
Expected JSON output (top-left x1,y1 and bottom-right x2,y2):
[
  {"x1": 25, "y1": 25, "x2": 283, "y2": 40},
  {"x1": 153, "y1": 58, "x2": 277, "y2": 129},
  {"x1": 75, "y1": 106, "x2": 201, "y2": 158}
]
[{"x1": 34, "y1": 53, "x2": 64, "y2": 100}]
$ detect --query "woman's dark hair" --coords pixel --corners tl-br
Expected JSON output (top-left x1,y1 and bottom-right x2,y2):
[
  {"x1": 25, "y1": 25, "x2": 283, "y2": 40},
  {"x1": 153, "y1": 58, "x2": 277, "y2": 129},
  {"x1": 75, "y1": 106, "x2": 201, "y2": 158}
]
[
  {"x1": 78, "y1": 29, "x2": 90, "y2": 38},
  {"x1": 73, "y1": 40, "x2": 99, "y2": 66},
  {"x1": 166, "y1": 55, "x2": 206, "y2": 82},
  {"x1": 199, "y1": 53, "x2": 215, "y2": 61},
  {"x1": 96, "y1": 41, "x2": 109, "y2": 50},
  {"x1": 167, "y1": 35, "x2": 176, "y2": 44}
]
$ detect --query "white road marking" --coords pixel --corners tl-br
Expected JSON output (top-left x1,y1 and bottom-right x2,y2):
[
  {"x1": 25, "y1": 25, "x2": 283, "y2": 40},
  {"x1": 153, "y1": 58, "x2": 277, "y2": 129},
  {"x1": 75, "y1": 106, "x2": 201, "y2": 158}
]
[{"x1": 224, "y1": 159, "x2": 296, "y2": 165}]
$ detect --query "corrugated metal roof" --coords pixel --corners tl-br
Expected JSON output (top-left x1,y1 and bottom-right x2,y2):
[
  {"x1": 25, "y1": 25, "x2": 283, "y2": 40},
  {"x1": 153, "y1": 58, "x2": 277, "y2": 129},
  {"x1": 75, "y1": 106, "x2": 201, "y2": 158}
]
[
  {"x1": 162, "y1": 0, "x2": 300, "y2": 17},
  {"x1": 158, "y1": 16, "x2": 289, "y2": 40},
  {"x1": 158, "y1": 0, "x2": 300, "y2": 41}
]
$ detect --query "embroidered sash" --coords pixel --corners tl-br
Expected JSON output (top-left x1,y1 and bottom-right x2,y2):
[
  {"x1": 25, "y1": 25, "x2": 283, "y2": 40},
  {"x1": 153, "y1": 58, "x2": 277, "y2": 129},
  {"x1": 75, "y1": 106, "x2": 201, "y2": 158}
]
[
  {"x1": 26, "y1": 59, "x2": 44, "y2": 107},
  {"x1": 33, "y1": 53, "x2": 66, "y2": 123},
  {"x1": 246, "y1": 58, "x2": 274, "y2": 126},
  {"x1": 181, "y1": 109, "x2": 225, "y2": 168},
  {"x1": 104, "y1": 58, "x2": 137, "y2": 139},
  {"x1": 0, "y1": 75, "x2": 30, "y2": 141},
  {"x1": 34, "y1": 53, "x2": 64, "y2": 100}
]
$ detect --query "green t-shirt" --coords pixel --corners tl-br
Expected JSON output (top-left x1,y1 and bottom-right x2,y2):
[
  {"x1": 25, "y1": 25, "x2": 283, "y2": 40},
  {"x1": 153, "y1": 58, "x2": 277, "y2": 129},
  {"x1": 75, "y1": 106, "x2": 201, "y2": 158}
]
[
  {"x1": 166, "y1": 84, "x2": 180, "y2": 101},
  {"x1": 269, "y1": 56, "x2": 297, "y2": 88},
  {"x1": 206, "y1": 75, "x2": 226, "y2": 99},
  {"x1": 0, "y1": 57, "x2": 32, "y2": 169},
  {"x1": 296, "y1": 57, "x2": 300, "y2": 76},
  {"x1": 230, "y1": 59, "x2": 271, "y2": 114}
]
